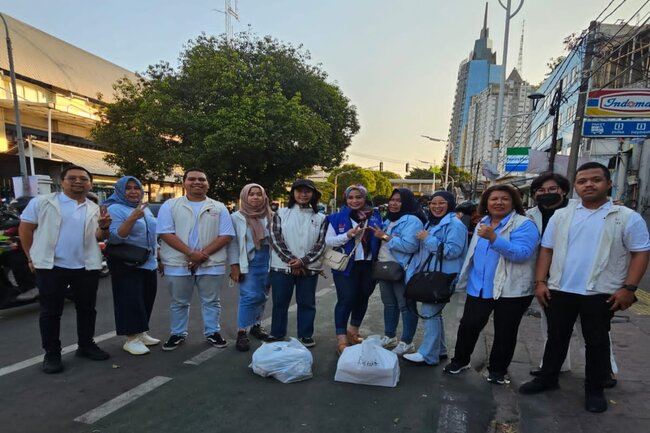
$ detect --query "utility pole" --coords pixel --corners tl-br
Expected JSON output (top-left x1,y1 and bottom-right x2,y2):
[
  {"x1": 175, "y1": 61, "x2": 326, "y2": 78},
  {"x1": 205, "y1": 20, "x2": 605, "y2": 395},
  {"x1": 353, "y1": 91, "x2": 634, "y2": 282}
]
[
  {"x1": 491, "y1": 0, "x2": 524, "y2": 172},
  {"x1": 567, "y1": 21, "x2": 597, "y2": 190},
  {"x1": 548, "y1": 79, "x2": 563, "y2": 171}
]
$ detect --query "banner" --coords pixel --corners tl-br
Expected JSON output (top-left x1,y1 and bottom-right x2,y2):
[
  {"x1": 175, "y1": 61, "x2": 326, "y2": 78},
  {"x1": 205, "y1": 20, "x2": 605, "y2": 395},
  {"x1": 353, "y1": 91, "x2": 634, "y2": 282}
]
[
  {"x1": 586, "y1": 89, "x2": 650, "y2": 117},
  {"x1": 505, "y1": 147, "x2": 529, "y2": 172}
]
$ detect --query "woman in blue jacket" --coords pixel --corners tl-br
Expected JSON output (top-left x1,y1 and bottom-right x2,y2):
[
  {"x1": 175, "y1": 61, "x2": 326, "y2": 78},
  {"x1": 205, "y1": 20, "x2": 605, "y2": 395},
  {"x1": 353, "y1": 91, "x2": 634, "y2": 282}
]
[
  {"x1": 326, "y1": 185, "x2": 382, "y2": 355},
  {"x1": 403, "y1": 191, "x2": 468, "y2": 366},
  {"x1": 371, "y1": 188, "x2": 426, "y2": 355}
]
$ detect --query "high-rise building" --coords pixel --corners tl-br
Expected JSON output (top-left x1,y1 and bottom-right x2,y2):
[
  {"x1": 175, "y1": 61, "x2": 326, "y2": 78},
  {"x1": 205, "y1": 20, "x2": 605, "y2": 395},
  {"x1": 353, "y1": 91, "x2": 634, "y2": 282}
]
[{"x1": 447, "y1": 3, "x2": 502, "y2": 166}]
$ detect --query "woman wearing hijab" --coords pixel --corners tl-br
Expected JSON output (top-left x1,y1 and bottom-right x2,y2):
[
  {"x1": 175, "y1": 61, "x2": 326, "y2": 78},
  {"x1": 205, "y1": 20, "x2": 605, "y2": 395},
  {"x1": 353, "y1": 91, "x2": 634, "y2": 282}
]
[
  {"x1": 403, "y1": 191, "x2": 468, "y2": 366},
  {"x1": 371, "y1": 188, "x2": 426, "y2": 355},
  {"x1": 104, "y1": 176, "x2": 159, "y2": 356},
  {"x1": 228, "y1": 183, "x2": 273, "y2": 352},
  {"x1": 325, "y1": 184, "x2": 383, "y2": 355}
]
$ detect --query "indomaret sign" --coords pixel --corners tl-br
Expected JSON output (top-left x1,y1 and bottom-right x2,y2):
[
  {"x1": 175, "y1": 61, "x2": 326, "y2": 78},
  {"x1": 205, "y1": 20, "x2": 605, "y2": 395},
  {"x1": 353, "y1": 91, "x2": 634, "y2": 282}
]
[{"x1": 586, "y1": 89, "x2": 650, "y2": 117}]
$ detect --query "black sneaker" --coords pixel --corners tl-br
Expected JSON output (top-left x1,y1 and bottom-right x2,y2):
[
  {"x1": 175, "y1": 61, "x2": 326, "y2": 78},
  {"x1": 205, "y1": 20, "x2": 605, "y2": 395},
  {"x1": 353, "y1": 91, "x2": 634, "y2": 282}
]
[
  {"x1": 42, "y1": 352, "x2": 63, "y2": 374},
  {"x1": 299, "y1": 337, "x2": 316, "y2": 348},
  {"x1": 443, "y1": 361, "x2": 470, "y2": 374},
  {"x1": 75, "y1": 343, "x2": 110, "y2": 361},
  {"x1": 487, "y1": 372, "x2": 510, "y2": 385},
  {"x1": 206, "y1": 333, "x2": 228, "y2": 348},
  {"x1": 264, "y1": 335, "x2": 286, "y2": 343},
  {"x1": 162, "y1": 335, "x2": 186, "y2": 351},
  {"x1": 235, "y1": 331, "x2": 250, "y2": 352},
  {"x1": 518, "y1": 378, "x2": 560, "y2": 394},
  {"x1": 249, "y1": 324, "x2": 270, "y2": 340},
  {"x1": 585, "y1": 390, "x2": 608, "y2": 413}
]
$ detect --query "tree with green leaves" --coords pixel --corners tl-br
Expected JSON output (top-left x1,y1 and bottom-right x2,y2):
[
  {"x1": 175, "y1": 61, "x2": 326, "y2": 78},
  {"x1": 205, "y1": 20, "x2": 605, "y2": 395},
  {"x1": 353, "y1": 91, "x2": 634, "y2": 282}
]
[
  {"x1": 327, "y1": 164, "x2": 393, "y2": 207},
  {"x1": 93, "y1": 33, "x2": 360, "y2": 202}
]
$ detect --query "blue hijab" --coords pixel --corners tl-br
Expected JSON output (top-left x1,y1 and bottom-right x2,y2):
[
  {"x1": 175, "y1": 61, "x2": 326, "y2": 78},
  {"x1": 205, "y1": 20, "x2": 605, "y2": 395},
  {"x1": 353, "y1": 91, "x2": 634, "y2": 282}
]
[{"x1": 103, "y1": 176, "x2": 144, "y2": 208}]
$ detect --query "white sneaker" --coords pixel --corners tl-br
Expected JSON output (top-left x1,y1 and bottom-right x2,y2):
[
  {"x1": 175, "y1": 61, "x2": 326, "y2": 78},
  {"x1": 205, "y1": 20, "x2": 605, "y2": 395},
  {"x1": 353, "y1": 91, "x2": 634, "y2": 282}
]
[
  {"x1": 380, "y1": 336, "x2": 398, "y2": 349},
  {"x1": 16, "y1": 287, "x2": 39, "y2": 301},
  {"x1": 403, "y1": 352, "x2": 426, "y2": 364},
  {"x1": 139, "y1": 332, "x2": 160, "y2": 346},
  {"x1": 392, "y1": 341, "x2": 415, "y2": 356},
  {"x1": 123, "y1": 339, "x2": 150, "y2": 355}
]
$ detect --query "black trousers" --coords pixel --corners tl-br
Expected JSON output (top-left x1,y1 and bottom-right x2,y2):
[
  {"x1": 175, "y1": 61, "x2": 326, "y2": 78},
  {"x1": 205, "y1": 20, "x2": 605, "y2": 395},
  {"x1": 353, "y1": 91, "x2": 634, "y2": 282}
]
[
  {"x1": 35, "y1": 267, "x2": 100, "y2": 354},
  {"x1": 540, "y1": 290, "x2": 614, "y2": 392},
  {"x1": 108, "y1": 260, "x2": 157, "y2": 335},
  {"x1": 452, "y1": 294, "x2": 533, "y2": 374}
]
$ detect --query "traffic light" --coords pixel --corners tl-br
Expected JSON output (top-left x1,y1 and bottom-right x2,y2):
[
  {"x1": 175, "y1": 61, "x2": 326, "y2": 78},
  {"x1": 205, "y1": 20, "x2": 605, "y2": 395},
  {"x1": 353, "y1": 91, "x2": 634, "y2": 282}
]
[
  {"x1": 405, "y1": 163, "x2": 410, "y2": 172},
  {"x1": 379, "y1": 161, "x2": 383, "y2": 172}
]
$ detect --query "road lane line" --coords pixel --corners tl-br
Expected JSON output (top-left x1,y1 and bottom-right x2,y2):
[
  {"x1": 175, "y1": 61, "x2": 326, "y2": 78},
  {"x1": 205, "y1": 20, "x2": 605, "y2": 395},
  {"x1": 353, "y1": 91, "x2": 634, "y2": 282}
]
[
  {"x1": 184, "y1": 286, "x2": 335, "y2": 366},
  {"x1": 0, "y1": 331, "x2": 116, "y2": 378},
  {"x1": 74, "y1": 376, "x2": 172, "y2": 424}
]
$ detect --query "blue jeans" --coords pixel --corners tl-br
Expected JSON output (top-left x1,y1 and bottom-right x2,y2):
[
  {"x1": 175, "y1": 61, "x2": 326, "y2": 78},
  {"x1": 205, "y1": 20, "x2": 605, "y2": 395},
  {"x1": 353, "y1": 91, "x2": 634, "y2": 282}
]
[
  {"x1": 379, "y1": 279, "x2": 418, "y2": 344},
  {"x1": 332, "y1": 261, "x2": 375, "y2": 335},
  {"x1": 417, "y1": 303, "x2": 448, "y2": 365},
  {"x1": 237, "y1": 246, "x2": 270, "y2": 329},
  {"x1": 165, "y1": 274, "x2": 224, "y2": 337},
  {"x1": 109, "y1": 260, "x2": 157, "y2": 336},
  {"x1": 269, "y1": 271, "x2": 318, "y2": 338}
]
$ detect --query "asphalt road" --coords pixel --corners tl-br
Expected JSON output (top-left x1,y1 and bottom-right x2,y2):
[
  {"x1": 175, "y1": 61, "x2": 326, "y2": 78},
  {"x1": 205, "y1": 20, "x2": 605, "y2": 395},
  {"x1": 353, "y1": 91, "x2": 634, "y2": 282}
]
[{"x1": 0, "y1": 272, "x2": 495, "y2": 433}]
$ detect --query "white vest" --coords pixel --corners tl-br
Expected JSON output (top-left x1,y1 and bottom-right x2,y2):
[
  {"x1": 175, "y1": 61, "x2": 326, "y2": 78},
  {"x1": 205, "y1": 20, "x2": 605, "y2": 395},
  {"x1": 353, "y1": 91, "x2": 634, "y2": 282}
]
[
  {"x1": 546, "y1": 200, "x2": 634, "y2": 295},
  {"x1": 159, "y1": 196, "x2": 229, "y2": 267},
  {"x1": 269, "y1": 206, "x2": 325, "y2": 272},
  {"x1": 29, "y1": 193, "x2": 103, "y2": 270},
  {"x1": 456, "y1": 212, "x2": 538, "y2": 299}
]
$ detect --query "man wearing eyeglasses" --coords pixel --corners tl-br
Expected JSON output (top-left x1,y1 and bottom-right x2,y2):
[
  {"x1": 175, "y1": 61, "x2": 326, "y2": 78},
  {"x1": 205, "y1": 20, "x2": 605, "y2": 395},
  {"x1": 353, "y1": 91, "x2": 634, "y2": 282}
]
[
  {"x1": 156, "y1": 168, "x2": 235, "y2": 351},
  {"x1": 19, "y1": 165, "x2": 113, "y2": 374}
]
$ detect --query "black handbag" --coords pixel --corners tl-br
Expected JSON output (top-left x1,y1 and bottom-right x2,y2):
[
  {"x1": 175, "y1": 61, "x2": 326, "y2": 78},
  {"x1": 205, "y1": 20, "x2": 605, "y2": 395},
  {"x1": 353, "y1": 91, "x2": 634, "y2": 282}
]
[
  {"x1": 371, "y1": 261, "x2": 404, "y2": 281},
  {"x1": 405, "y1": 243, "x2": 457, "y2": 304},
  {"x1": 104, "y1": 243, "x2": 150, "y2": 267}
]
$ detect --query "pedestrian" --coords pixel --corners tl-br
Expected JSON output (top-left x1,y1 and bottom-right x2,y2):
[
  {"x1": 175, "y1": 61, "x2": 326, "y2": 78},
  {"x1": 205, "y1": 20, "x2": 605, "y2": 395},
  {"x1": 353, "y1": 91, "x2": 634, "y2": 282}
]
[
  {"x1": 267, "y1": 179, "x2": 327, "y2": 347},
  {"x1": 228, "y1": 183, "x2": 273, "y2": 352},
  {"x1": 371, "y1": 188, "x2": 426, "y2": 355},
  {"x1": 19, "y1": 165, "x2": 112, "y2": 373},
  {"x1": 403, "y1": 191, "x2": 468, "y2": 366},
  {"x1": 104, "y1": 176, "x2": 159, "y2": 356},
  {"x1": 325, "y1": 184, "x2": 383, "y2": 355},
  {"x1": 443, "y1": 184, "x2": 539, "y2": 385},
  {"x1": 156, "y1": 168, "x2": 235, "y2": 351},
  {"x1": 519, "y1": 162, "x2": 649, "y2": 413}
]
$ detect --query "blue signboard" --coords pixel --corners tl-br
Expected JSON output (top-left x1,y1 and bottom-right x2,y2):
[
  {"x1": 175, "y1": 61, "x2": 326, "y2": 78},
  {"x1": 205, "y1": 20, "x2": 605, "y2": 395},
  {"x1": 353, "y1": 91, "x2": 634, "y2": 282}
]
[{"x1": 582, "y1": 120, "x2": 650, "y2": 137}]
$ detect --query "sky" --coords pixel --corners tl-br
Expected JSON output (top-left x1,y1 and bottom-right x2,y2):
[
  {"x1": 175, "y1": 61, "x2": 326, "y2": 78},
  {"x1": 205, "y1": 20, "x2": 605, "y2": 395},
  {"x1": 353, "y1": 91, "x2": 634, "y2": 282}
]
[{"x1": 0, "y1": 0, "x2": 643, "y2": 175}]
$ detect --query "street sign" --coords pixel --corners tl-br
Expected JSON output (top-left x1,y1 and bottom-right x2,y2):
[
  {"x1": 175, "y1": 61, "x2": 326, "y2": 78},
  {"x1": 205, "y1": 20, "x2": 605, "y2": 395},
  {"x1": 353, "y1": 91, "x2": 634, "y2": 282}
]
[
  {"x1": 586, "y1": 89, "x2": 650, "y2": 117},
  {"x1": 504, "y1": 147, "x2": 529, "y2": 172},
  {"x1": 582, "y1": 120, "x2": 650, "y2": 137}
]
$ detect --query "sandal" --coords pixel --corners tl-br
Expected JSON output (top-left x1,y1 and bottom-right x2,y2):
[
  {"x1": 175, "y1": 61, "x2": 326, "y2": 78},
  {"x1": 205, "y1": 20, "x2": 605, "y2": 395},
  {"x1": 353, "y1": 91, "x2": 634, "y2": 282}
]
[{"x1": 346, "y1": 331, "x2": 364, "y2": 345}]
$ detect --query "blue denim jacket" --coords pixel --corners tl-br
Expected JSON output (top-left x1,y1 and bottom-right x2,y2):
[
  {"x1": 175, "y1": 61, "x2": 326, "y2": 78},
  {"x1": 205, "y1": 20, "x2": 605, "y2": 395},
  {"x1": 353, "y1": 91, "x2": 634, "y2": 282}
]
[
  {"x1": 406, "y1": 212, "x2": 468, "y2": 282},
  {"x1": 382, "y1": 214, "x2": 423, "y2": 268}
]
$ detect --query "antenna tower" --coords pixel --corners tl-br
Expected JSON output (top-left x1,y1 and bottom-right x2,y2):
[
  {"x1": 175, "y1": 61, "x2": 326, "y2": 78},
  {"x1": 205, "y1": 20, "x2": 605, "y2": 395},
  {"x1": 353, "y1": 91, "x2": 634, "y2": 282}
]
[{"x1": 517, "y1": 20, "x2": 525, "y2": 75}]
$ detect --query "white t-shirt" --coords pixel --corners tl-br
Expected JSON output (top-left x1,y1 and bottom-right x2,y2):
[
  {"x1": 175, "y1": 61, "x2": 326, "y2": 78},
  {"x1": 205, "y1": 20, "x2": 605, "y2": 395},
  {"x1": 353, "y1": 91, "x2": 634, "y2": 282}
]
[
  {"x1": 156, "y1": 198, "x2": 235, "y2": 276},
  {"x1": 542, "y1": 201, "x2": 650, "y2": 295},
  {"x1": 21, "y1": 193, "x2": 89, "y2": 269}
]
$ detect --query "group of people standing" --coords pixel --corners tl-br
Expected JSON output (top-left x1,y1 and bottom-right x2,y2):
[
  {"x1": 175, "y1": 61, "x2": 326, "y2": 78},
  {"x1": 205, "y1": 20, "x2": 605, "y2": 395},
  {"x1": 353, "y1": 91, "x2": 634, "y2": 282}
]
[{"x1": 19, "y1": 162, "x2": 649, "y2": 413}]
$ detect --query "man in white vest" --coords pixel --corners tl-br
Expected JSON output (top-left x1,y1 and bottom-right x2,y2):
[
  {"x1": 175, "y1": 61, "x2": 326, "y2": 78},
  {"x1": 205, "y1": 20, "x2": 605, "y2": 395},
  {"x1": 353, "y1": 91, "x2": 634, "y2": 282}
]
[
  {"x1": 519, "y1": 162, "x2": 650, "y2": 413},
  {"x1": 19, "y1": 165, "x2": 113, "y2": 374},
  {"x1": 157, "y1": 168, "x2": 235, "y2": 351}
]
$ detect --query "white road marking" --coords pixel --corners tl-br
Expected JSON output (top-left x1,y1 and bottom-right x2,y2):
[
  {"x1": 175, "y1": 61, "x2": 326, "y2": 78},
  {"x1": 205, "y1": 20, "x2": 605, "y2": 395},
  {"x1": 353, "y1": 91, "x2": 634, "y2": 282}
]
[
  {"x1": 437, "y1": 391, "x2": 468, "y2": 433},
  {"x1": 0, "y1": 331, "x2": 116, "y2": 378},
  {"x1": 74, "y1": 376, "x2": 172, "y2": 424}
]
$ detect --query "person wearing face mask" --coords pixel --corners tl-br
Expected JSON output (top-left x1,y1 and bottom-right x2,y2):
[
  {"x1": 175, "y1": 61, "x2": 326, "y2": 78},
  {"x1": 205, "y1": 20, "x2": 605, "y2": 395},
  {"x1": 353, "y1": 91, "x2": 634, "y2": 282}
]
[
  {"x1": 267, "y1": 179, "x2": 327, "y2": 347},
  {"x1": 403, "y1": 191, "x2": 468, "y2": 366},
  {"x1": 325, "y1": 184, "x2": 383, "y2": 355},
  {"x1": 526, "y1": 172, "x2": 618, "y2": 386}
]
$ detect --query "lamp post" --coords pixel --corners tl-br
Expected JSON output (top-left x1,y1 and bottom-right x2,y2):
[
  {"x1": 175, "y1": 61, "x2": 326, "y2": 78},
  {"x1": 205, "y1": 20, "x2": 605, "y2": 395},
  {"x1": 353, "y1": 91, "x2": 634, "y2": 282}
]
[
  {"x1": 421, "y1": 135, "x2": 453, "y2": 191},
  {"x1": 417, "y1": 160, "x2": 436, "y2": 193},
  {"x1": 0, "y1": 13, "x2": 28, "y2": 196},
  {"x1": 491, "y1": 0, "x2": 525, "y2": 172}
]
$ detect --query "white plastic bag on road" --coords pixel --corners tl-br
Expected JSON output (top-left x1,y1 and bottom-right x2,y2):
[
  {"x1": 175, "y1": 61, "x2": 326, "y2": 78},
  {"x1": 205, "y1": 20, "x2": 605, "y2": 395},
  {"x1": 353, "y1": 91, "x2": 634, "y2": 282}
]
[
  {"x1": 249, "y1": 337, "x2": 313, "y2": 383},
  {"x1": 334, "y1": 335, "x2": 400, "y2": 387}
]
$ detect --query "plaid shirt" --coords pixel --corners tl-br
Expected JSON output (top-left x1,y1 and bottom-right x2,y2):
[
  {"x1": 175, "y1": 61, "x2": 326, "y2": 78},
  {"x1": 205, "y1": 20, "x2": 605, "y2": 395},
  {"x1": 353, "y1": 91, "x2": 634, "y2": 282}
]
[{"x1": 270, "y1": 211, "x2": 328, "y2": 275}]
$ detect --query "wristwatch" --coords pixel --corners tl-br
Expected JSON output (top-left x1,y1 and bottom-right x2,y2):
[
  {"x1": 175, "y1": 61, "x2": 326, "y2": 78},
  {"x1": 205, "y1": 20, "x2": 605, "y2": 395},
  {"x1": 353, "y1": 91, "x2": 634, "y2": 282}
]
[
  {"x1": 382, "y1": 234, "x2": 389, "y2": 242},
  {"x1": 622, "y1": 284, "x2": 638, "y2": 292}
]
